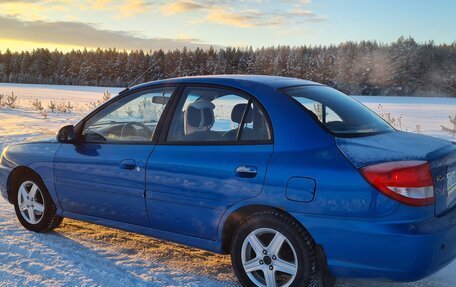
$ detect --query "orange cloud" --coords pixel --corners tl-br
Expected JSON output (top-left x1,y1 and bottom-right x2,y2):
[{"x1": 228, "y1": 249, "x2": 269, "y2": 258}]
[
  {"x1": 0, "y1": 15, "x2": 216, "y2": 50},
  {"x1": 160, "y1": 0, "x2": 204, "y2": 16},
  {"x1": 86, "y1": 0, "x2": 113, "y2": 10},
  {"x1": 163, "y1": 1, "x2": 323, "y2": 28},
  {"x1": 0, "y1": 1, "x2": 71, "y2": 21},
  {"x1": 205, "y1": 8, "x2": 255, "y2": 28},
  {"x1": 116, "y1": 0, "x2": 150, "y2": 19}
]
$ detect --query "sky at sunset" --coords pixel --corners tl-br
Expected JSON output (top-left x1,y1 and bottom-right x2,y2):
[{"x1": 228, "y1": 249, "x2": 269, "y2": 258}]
[{"x1": 0, "y1": 0, "x2": 455, "y2": 52}]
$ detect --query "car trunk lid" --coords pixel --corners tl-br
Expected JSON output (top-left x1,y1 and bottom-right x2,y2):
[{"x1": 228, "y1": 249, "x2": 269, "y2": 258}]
[{"x1": 336, "y1": 131, "x2": 456, "y2": 214}]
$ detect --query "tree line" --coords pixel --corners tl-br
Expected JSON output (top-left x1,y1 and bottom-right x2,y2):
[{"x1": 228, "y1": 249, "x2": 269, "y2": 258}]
[{"x1": 0, "y1": 36, "x2": 455, "y2": 96}]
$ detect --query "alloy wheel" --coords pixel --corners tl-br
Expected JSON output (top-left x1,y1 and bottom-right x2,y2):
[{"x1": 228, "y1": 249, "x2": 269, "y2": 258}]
[
  {"x1": 241, "y1": 228, "x2": 298, "y2": 287},
  {"x1": 17, "y1": 180, "x2": 45, "y2": 224}
]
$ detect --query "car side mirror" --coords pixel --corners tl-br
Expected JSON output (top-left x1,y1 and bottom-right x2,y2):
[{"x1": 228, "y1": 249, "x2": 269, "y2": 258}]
[{"x1": 57, "y1": 125, "x2": 76, "y2": 142}]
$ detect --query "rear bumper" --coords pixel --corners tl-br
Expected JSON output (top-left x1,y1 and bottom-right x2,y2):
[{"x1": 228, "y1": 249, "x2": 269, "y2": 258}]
[
  {"x1": 0, "y1": 165, "x2": 12, "y2": 203},
  {"x1": 291, "y1": 207, "x2": 456, "y2": 282}
]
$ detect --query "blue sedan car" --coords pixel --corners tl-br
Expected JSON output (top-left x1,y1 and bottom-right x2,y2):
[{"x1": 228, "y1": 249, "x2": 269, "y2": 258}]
[{"x1": 0, "y1": 75, "x2": 455, "y2": 287}]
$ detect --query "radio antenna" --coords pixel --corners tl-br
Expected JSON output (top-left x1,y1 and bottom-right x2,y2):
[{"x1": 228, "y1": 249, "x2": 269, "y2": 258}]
[{"x1": 126, "y1": 59, "x2": 159, "y2": 89}]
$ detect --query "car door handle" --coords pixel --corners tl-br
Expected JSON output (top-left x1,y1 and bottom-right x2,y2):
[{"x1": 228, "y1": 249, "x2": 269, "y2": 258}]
[
  {"x1": 120, "y1": 159, "x2": 137, "y2": 170},
  {"x1": 235, "y1": 165, "x2": 258, "y2": 178}
]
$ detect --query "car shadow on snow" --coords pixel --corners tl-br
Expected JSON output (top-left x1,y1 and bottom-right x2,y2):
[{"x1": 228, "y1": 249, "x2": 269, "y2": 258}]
[
  {"x1": 54, "y1": 219, "x2": 456, "y2": 287},
  {"x1": 51, "y1": 219, "x2": 238, "y2": 286},
  {"x1": 4, "y1": 214, "x2": 454, "y2": 287}
]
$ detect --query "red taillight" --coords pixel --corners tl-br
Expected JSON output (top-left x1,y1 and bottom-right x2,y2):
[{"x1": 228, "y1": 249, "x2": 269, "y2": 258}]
[{"x1": 360, "y1": 161, "x2": 435, "y2": 206}]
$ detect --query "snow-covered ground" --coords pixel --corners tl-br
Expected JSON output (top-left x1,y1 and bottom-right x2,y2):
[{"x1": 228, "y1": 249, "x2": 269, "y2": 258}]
[
  {"x1": 353, "y1": 95, "x2": 456, "y2": 141},
  {"x1": 0, "y1": 83, "x2": 455, "y2": 287}
]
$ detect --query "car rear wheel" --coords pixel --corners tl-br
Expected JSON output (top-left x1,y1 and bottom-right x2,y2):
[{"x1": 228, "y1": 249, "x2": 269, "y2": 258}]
[
  {"x1": 13, "y1": 173, "x2": 63, "y2": 232},
  {"x1": 231, "y1": 210, "x2": 318, "y2": 287}
]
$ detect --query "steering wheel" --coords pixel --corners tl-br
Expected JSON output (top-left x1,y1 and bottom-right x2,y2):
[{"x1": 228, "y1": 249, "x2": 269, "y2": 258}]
[
  {"x1": 120, "y1": 122, "x2": 152, "y2": 141},
  {"x1": 84, "y1": 130, "x2": 107, "y2": 142}
]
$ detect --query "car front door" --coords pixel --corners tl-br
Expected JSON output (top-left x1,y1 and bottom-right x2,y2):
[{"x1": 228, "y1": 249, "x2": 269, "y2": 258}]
[
  {"x1": 54, "y1": 86, "x2": 176, "y2": 226},
  {"x1": 146, "y1": 85, "x2": 273, "y2": 240}
]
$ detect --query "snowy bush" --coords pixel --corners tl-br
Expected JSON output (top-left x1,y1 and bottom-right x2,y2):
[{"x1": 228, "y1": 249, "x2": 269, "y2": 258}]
[
  {"x1": 48, "y1": 101, "x2": 56, "y2": 113},
  {"x1": 126, "y1": 106, "x2": 134, "y2": 116},
  {"x1": 5, "y1": 92, "x2": 17, "y2": 108},
  {"x1": 57, "y1": 101, "x2": 67, "y2": 113},
  {"x1": 32, "y1": 99, "x2": 43, "y2": 111},
  {"x1": 98, "y1": 90, "x2": 111, "y2": 105},
  {"x1": 65, "y1": 101, "x2": 74, "y2": 113},
  {"x1": 86, "y1": 102, "x2": 97, "y2": 110},
  {"x1": 441, "y1": 113, "x2": 456, "y2": 137},
  {"x1": 377, "y1": 104, "x2": 404, "y2": 130},
  {"x1": 30, "y1": 99, "x2": 49, "y2": 119},
  {"x1": 41, "y1": 109, "x2": 48, "y2": 119}
]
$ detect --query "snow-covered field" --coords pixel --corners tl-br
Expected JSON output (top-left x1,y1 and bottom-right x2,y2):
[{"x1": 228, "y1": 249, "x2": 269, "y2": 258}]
[
  {"x1": 0, "y1": 83, "x2": 455, "y2": 287},
  {"x1": 353, "y1": 95, "x2": 456, "y2": 140}
]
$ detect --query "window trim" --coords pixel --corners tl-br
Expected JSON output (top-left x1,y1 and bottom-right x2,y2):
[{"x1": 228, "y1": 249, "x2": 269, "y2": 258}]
[
  {"x1": 235, "y1": 98, "x2": 253, "y2": 141},
  {"x1": 73, "y1": 84, "x2": 180, "y2": 145},
  {"x1": 158, "y1": 83, "x2": 274, "y2": 146}
]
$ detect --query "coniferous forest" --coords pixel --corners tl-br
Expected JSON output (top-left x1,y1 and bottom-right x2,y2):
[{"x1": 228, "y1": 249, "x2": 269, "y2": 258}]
[{"x1": 1, "y1": 37, "x2": 455, "y2": 96}]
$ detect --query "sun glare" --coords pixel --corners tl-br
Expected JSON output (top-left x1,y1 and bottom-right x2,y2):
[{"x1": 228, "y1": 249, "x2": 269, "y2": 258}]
[{"x1": 0, "y1": 39, "x2": 91, "y2": 53}]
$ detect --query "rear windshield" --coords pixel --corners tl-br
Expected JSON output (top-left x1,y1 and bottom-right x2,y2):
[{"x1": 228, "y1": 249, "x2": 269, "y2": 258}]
[{"x1": 284, "y1": 85, "x2": 394, "y2": 137}]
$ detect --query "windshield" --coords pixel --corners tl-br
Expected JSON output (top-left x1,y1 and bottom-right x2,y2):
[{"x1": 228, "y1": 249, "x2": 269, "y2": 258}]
[{"x1": 284, "y1": 85, "x2": 394, "y2": 137}]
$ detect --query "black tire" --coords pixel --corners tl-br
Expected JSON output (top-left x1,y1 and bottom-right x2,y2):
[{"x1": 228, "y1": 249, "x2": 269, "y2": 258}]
[
  {"x1": 12, "y1": 172, "x2": 64, "y2": 233},
  {"x1": 231, "y1": 210, "x2": 318, "y2": 287}
]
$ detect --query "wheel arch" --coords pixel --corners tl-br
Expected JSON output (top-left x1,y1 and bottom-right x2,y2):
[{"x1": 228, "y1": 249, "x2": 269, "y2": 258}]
[
  {"x1": 7, "y1": 166, "x2": 42, "y2": 204},
  {"x1": 220, "y1": 204, "x2": 336, "y2": 286},
  {"x1": 220, "y1": 204, "x2": 307, "y2": 254}
]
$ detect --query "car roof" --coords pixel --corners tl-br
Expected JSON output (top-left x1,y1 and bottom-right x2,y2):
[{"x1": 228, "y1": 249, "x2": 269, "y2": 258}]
[{"x1": 127, "y1": 75, "x2": 321, "y2": 92}]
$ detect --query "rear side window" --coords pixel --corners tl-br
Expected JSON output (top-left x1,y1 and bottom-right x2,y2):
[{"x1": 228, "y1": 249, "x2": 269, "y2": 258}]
[
  {"x1": 166, "y1": 87, "x2": 271, "y2": 143},
  {"x1": 284, "y1": 86, "x2": 394, "y2": 137},
  {"x1": 240, "y1": 101, "x2": 271, "y2": 141}
]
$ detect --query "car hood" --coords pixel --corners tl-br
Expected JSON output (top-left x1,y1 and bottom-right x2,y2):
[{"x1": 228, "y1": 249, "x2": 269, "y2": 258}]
[
  {"x1": 336, "y1": 131, "x2": 454, "y2": 168},
  {"x1": 22, "y1": 133, "x2": 56, "y2": 144}
]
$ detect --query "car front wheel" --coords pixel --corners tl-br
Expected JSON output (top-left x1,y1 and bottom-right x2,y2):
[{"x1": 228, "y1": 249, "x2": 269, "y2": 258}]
[
  {"x1": 231, "y1": 210, "x2": 318, "y2": 287},
  {"x1": 13, "y1": 172, "x2": 63, "y2": 232}
]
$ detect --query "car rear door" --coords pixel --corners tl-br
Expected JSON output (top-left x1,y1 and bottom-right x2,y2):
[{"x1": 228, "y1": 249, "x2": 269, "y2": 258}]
[
  {"x1": 54, "y1": 86, "x2": 176, "y2": 226},
  {"x1": 146, "y1": 85, "x2": 273, "y2": 240}
]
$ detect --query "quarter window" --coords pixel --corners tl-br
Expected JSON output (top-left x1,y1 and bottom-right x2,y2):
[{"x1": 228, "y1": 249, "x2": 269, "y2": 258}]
[{"x1": 295, "y1": 98, "x2": 342, "y2": 123}]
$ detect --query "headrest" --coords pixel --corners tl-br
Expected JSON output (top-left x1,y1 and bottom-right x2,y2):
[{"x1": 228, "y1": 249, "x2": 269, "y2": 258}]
[
  {"x1": 185, "y1": 100, "x2": 215, "y2": 128},
  {"x1": 232, "y1": 103, "x2": 253, "y2": 124}
]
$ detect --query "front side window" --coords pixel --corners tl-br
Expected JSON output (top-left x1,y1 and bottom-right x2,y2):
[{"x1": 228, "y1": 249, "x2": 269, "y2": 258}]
[
  {"x1": 82, "y1": 87, "x2": 175, "y2": 142},
  {"x1": 167, "y1": 87, "x2": 271, "y2": 142},
  {"x1": 284, "y1": 85, "x2": 394, "y2": 137}
]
